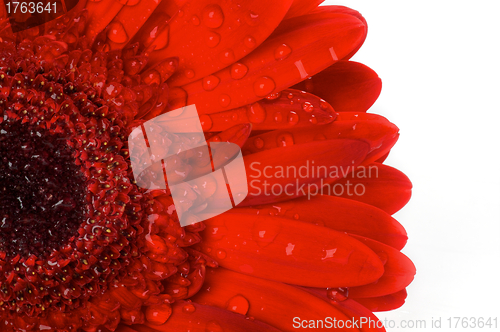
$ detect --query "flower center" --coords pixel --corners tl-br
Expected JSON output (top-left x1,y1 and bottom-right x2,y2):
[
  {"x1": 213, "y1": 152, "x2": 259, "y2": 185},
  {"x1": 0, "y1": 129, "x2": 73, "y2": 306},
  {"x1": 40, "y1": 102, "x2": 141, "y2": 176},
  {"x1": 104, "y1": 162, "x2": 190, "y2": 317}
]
[{"x1": 0, "y1": 120, "x2": 87, "y2": 258}]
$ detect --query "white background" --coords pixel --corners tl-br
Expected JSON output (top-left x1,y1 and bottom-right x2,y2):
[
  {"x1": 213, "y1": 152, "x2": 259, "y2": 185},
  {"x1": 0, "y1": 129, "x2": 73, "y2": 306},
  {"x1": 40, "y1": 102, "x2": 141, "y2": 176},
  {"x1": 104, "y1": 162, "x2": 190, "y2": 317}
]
[{"x1": 325, "y1": 0, "x2": 500, "y2": 330}]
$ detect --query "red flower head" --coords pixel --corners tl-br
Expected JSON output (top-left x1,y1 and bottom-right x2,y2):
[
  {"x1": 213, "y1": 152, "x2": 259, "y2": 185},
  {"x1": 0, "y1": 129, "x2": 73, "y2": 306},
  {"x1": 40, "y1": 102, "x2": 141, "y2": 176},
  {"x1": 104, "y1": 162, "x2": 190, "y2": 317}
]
[{"x1": 0, "y1": 0, "x2": 414, "y2": 331}]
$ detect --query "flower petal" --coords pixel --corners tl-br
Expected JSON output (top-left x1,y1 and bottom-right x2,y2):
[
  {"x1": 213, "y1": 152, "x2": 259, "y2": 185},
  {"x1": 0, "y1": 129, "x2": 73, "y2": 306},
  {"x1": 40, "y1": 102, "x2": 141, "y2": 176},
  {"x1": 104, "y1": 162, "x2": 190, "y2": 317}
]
[
  {"x1": 293, "y1": 61, "x2": 382, "y2": 113},
  {"x1": 326, "y1": 163, "x2": 412, "y2": 215},
  {"x1": 234, "y1": 195, "x2": 408, "y2": 250},
  {"x1": 355, "y1": 289, "x2": 408, "y2": 312},
  {"x1": 242, "y1": 139, "x2": 370, "y2": 205},
  {"x1": 301, "y1": 287, "x2": 386, "y2": 332},
  {"x1": 242, "y1": 112, "x2": 398, "y2": 165},
  {"x1": 147, "y1": 0, "x2": 294, "y2": 86},
  {"x1": 170, "y1": 10, "x2": 366, "y2": 112},
  {"x1": 197, "y1": 89, "x2": 336, "y2": 132},
  {"x1": 347, "y1": 235, "x2": 416, "y2": 298},
  {"x1": 192, "y1": 267, "x2": 360, "y2": 331},
  {"x1": 283, "y1": 0, "x2": 325, "y2": 19},
  {"x1": 198, "y1": 212, "x2": 384, "y2": 287},
  {"x1": 115, "y1": 301, "x2": 281, "y2": 331}
]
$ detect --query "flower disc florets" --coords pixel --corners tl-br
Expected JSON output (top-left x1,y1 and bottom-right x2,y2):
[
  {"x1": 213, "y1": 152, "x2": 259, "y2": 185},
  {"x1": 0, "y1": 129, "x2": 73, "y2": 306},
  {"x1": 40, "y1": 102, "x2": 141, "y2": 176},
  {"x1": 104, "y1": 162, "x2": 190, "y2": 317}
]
[{"x1": 0, "y1": 11, "x2": 201, "y2": 331}]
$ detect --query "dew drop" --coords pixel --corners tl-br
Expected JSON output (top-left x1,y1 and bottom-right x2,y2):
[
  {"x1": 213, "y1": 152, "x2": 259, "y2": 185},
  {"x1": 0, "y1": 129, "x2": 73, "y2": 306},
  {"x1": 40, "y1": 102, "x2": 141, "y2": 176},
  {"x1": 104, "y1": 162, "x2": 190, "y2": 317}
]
[
  {"x1": 309, "y1": 115, "x2": 318, "y2": 124},
  {"x1": 244, "y1": 35, "x2": 256, "y2": 49},
  {"x1": 191, "y1": 15, "x2": 200, "y2": 26},
  {"x1": 220, "y1": 49, "x2": 235, "y2": 64},
  {"x1": 288, "y1": 111, "x2": 299, "y2": 125},
  {"x1": 253, "y1": 138, "x2": 264, "y2": 149},
  {"x1": 231, "y1": 112, "x2": 238, "y2": 121},
  {"x1": 327, "y1": 287, "x2": 349, "y2": 302},
  {"x1": 206, "y1": 31, "x2": 221, "y2": 48},
  {"x1": 230, "y1": 63, "x2": 248, "y2": 80},
  {"x1": 253, "y1": 77, "x2": 275, "y2": 97},
  {"x1": 294, "y1": 213, "x2": 300, "y2": 220},
  {"x1": 319, "y1": 99, "x2": 329, "y2": 110},
  {"x1": 266, "y1": 92, "x2": 281, "y2": 100},
  {"x1": 206, "y1": 226, "x2": 228, "y2": 241},
  {"x1": 287, "y1": 92, "x2": 294, "y2": 99},
  {"x1": 246, "y1": 103, "x2": 266, "y2": 123},
  {"x1": 107, "y1": 22, "x2": 129, "y2": 44},
  {"x1": 202, "y1": 4, "x2": 224, "y2": 29},
  {"x1": 252, "y1": 220, "x2": 281, "y2": 247},
  {"x1": 274, "y1": 111, "x2": 283, "y2": 123},
  {"x1": 199, "y1": 114, "x2": 213, "y2": 131},
  {"x1": 206, "y1": 321, "x2": 223, "y2": 332},
  {"x1": 216, "y1": 249, "x2": 227, "y2": 259},
  {"x1": 219, "y1": 94, "x2": 231, "y2": 107},
  {"x1": 246, "y1": 10, "x2": 260, "y2": 26},
  {"x1": 178, "y1": 10, "x2": 185, "y2": 17},
  {"x1": 277, "y1": 133, "x2": 294, "y2": 147},
  {"x1": 185, "y1": 69, "x2": 195, "y2": 79},
  {"x1": 274, "y1": 43, "x2": 292, "y2": 60},
  {"x1": 302, "y1": 101, "x2": 314, "y2": 113},
  {"x1": 226, "y1": 295, "x2": 250, "y2": 315},
  {"x1": 182, "y1": 303, "x2": 196, "y2": 313},
  {"x1": 202, "y1": 75, "x2": 220, "y2": 91}
]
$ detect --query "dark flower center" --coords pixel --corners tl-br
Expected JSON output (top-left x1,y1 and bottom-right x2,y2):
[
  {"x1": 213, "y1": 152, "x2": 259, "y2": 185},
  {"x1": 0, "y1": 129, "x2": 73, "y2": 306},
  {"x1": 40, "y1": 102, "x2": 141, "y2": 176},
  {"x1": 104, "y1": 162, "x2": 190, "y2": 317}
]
[{"x1": 0, "y1": 120, "x2": 87, "y2": 258}]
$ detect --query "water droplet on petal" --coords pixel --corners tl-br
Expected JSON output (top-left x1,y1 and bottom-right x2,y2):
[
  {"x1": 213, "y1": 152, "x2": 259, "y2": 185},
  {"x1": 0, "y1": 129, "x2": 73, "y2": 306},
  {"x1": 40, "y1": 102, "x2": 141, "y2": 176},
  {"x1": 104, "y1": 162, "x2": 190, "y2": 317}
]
[
  {"x1": 230, "y1": 63, "x2": 248, "y2": 80},
  {"x1": 246, "y1": 11, "x2": 260, "y2": 26},
  {"x1": 288, "y1": 111, "x2": 299, "y2": 125},
  {"x1": 182, "y1": 303, "x2": 196, "y2": 313},
  {"x1": 206, "y1": 321, "x2": 223, "y2": 332},
  {"x1": 309, "y1": 115, "x2": 318, "y2": 124},
  {"x1": 274, "y1": 43, "x2": 292, "y2": 60},
  {"x1": 191, "y1": 15, "x2": 200, "y2": 26},
  {"x1": 178, "y1": 10, "x2": 185, "y2": 17},
  {"x1": 277, "y1": 133, "x2": 294, "y2": 147},
  {"x1": 202, "y1": 75, "x2": 220, "y2": 91},
  {"x1": 202, "y1": 4, "x2": 224, "y2": 29},
  {"x1": 206, "y1": 31, "x2": 221, "y2": 48},
  {"x1": 253, "y1": 138, "x2": 264, "y2": 149},
  {"x1": 274, "y1": 111, "x2": 283, "y2": 123},
  {"x1": 253, "y1": 77, "x2": 275, "y2": 97},
  {"x1": 185, "y1": 69, "x2": 195, "y2": 79},
  {"x1": 252, "y1": 220, "x2": 281, "y2": 247},
  {"x1": 287, "y1": 92, "x2": 294, "y2": 99},
  {"x1": 231, "y1": 112, "x2": 238, "y2": 121},
  {"x1": 107, "y1": 22, "x2": 129, "y2": 44},
  {"x1": 266, "y1": 92, "x2": 281, "y2": 100},
  {"x1": 226, "y1": 295, "x2": 249, "y2": 315},
  {"x1": 246, "y1": 103, "x2": 266, "y2": 123},
  {"x1": 216, "y1": 249, "x2": 227, "y2": 259},
  {"x1": 327, "y1": 287, "x2": 349, "y2": 302},
  {"x1": 220, "y1": 49, "x2": 235, "y2": 64},
  {"x1": 219, "y1": 94, "x2": 231, "y2": 107},
  {"x1": 206, "y1": 226, "x2": 227, "y2": 241},
  {"x1": 199, "y1": 114, "x2": 213, "y2": 131},
  {"x1": 294, "y1": 213, "x2": 300, "y2": 219},
  {"x1": 319, "y1": 99, "x2": 329, "y2": 110},
  {"x1": 302, "y1": 101, "x2": 314, "y2": 113},
  {"x1": 244, "y1": 35, "x2": 256, "y2": 49}
]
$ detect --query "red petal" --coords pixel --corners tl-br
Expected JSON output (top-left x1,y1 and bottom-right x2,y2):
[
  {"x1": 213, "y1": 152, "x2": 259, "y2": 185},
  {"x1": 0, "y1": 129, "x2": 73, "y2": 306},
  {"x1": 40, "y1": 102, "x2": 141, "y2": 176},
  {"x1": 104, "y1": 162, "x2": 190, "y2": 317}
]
[
  {"x1": 284, "y1": 0, "x2": 325, "y2": 19},
  {"x1": 192, "y1": 268, "x2": 359, "y2": 331},
  {"x1": 293, "y1": 61, "x2": 382, "y2": 113},
  {"x1": 118, "y1": 301, "x2": 281, "y2": 332},
  {"x1": 242, "y1": 112, "x2": 398, "y2": 164},
  {"x1": 302, "y1": 287, "x2": 386, "y2": 332},
  {"x1": 327, "y1": 163, "x2": 412, "y2": 215},
  {"x1": 199, "y1": 89, "x2": 336, "y2": 132},
  {"x1": 104, "y1": 0, "x2": 163, "y2": 51},
  {"x1": 234, "y1": 195, "x2": 408, "y2": 250},
  {"x1": 84, "y1": 0, "x2": 124, "y2": 44},
  {"x1": 355, "y1": 289, "x2": 408, "y2": 312},
  {"x1": 242, "y1": 139, "x2": 370, "y2": 205},
  {"x1": 171, "y1": 10, "x2": 366, "y2": 113},
  {"x1": 198, "y1": 212, "x2": 384, "y2": 287},
  {"x1": 148, "y1": 0, "x2": 294, "y2": 86},
  {"x1": 348, "y1": 235, "x2": 416, "y2": 298},
  {"x1": 309, "y1": 6, "x2": 367, "y2": 60}
]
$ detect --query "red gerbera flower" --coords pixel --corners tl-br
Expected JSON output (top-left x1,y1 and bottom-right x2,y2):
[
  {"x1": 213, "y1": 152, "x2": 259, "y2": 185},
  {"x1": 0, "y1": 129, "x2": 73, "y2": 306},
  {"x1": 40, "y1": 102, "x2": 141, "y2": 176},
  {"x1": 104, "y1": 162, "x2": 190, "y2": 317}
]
[{"x1": 0, "y1": 0, "x2": 414, "y2": 331}]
